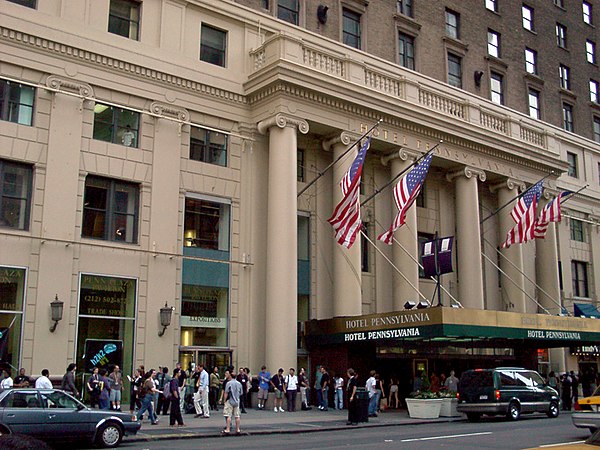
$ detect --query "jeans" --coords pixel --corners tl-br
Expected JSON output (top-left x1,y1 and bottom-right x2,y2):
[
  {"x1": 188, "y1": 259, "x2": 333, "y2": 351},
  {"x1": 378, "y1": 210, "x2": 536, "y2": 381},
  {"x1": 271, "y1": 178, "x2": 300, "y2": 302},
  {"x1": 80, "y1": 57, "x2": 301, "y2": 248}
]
[
  {"x1": 321, "y1": 387, "x2": 329, "y2": 410},
  {"x1": 368, "y1": 393, "x2": 378, "y2": 415},
  {"x1": 316, "y1": 387, "x2": 322, "y2": 408},
  {"x1": 137, "y1": 394, "x2": 157, "y2": 423},
  {"x1": 335, "y1": 388, "x2": 344, "y2": 409}
]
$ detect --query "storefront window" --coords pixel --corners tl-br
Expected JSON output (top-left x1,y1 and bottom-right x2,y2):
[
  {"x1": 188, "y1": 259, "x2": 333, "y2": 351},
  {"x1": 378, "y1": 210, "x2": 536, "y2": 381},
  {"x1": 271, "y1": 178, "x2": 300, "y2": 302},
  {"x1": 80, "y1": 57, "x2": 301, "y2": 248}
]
[
  {"x1": 0, "y1": 267, "x2": 25, "y2": 371},
  {"x1": 180, "y1": 285, "x2": 228, "y2": 347}
]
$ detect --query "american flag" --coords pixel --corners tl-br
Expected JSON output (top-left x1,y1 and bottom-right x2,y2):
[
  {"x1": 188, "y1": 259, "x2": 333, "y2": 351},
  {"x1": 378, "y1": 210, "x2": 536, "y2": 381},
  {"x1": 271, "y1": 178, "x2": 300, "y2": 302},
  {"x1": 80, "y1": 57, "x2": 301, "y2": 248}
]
[
  {"x1": 509, "y1": 180, "x2": 544, "y2": 223},
  {"x1": 501, "y1": 182, "x2": 542, "y2": 248},
  {"x1": 533, "y1": 191, "x2": 570, "y2": 238},
  {"x1": 377, "y1": 152, "x2": 433, "y2": 245},
  {"x1": 328, "y1": 137, "x2": 371, "y2": 248}
]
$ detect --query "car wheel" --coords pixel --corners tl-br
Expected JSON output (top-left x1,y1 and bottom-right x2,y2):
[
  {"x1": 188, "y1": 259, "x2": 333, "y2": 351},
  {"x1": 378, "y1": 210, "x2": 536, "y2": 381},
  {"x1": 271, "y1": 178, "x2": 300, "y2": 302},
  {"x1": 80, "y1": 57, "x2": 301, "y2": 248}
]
[
  {"x1": 0, "y1": 425, "x2": 9, "y2": 436},
  {"x1": 507, "y1": 402, "x2": 521, "y2": 421},
  {"x1": 466, "y1": 413, "x2": 481, "y2": 422},
  {"x1": 547, "y1": 401, "x2": 559, "y2": 418},
  {"x1": 95, "y1": 422, "x2": 123, "y2": 448}
]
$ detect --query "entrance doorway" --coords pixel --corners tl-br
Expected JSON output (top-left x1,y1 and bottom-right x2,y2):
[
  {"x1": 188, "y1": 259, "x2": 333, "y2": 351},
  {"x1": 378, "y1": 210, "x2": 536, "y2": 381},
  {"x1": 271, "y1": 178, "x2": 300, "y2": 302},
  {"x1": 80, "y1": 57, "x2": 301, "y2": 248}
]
[{"x1": 178, "y1": 349, "x2": 231, "y2": 373}]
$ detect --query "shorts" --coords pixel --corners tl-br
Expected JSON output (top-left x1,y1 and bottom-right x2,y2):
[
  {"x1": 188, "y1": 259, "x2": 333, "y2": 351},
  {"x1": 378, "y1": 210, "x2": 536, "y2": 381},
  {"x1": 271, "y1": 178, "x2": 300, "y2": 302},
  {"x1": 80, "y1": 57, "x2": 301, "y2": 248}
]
[
  {"x1": 109, "y1": 389, "x2": 122, "y2": 402},
  {"x1": 274, "y1": 389, "x2": 283, "y2": 399},
  {"x1": 223, "y1": 400, "x2": 240, "y2": 418},
  {"x1": 258, "y1": 388, "x2": 269, "y2": 400}
]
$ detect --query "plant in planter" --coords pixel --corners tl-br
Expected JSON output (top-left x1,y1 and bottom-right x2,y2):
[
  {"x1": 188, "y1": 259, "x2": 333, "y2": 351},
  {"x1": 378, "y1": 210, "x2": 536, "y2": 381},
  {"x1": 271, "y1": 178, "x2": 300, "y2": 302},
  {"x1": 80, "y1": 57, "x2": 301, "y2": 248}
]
[{"x1": 406, "y1": 386, "x2": 444, "y2": 419}]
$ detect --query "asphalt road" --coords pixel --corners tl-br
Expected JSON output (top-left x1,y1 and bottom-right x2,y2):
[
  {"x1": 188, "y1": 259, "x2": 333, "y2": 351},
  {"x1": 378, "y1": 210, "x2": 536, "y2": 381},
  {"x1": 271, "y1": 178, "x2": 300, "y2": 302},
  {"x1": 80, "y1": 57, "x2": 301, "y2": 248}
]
[{"x1": 113, "y1": 413, "x2": 592, "y2": 450}]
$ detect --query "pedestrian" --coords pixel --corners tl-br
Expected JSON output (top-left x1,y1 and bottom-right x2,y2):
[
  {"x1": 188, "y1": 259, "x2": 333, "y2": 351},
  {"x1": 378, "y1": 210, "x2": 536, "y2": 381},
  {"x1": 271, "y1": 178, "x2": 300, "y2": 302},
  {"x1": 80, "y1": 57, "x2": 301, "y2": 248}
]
[
  {"x1": 319, "y1": 366, "x2": 330, "y2": 411},
  {"x1": 156, "y1": 366, "x2": 171, "y2": 415},
  {"x1": 87, "y1": 367, "x2": 101, "y2": 408},
  {"x1": 194, "y1": 363, "x2": 210, "y2": 418},
  {"x1": 561, "y1": 373, "x2": 572, "y2": 410},
  {"x1": 375, "y1": 373, "x2": 385, "y2": 412},
  {"x1": 0, "y1": 369, "x2": 13, "y2": 392},
  {"x1": 346, "y1": 368, "x2": 358, "y2": 426},
  {"x1": 430, "y1": 372, "x2": 440, "y2": 393},
  {"x1": 60, "y1": 363, "x2": 79, "y2": 397},
  {"x1": 236, "y1": 367, "x2": 249, "y2": 413},
  {"x1": 547, "y1": 371, "x2": 559, "y2": 392},
  {"x1": 257, "y1": 365, "x2": 271, "y2": 410},
  {"x1": 169, "y1": 368, "x2": 185, "y2": 427},
  {"x1": 334, "y1": 372, "x2": 344, "y2": 410},
  {"x1": 221, "y1": 369, "x2": 243, "y2": 436},
  {"x1": 314, "y1": 365, "x2": 323, "y2": 410},
  {"x1": 35, "y1": 369, "x2": 53, "y2": 389},
  {"x1": 13, "y1": 368, "x2": 31, "y2": 388},
  {"x1": 366, "y1": 370, "x2": 377, "y2": 417},
  {"x1": 98, "y1": 368, "x2": 111, "y2": 410},
  {"x1": 175, "y1": 362, "x2": 187, "y2": 413},
  {"x1": 298, "y1": 367, "x2": 311, "y2": 410},
  {"x1": 128, "y1": 368, "x2": 143, "y2": 414},
  {"x1": 444, "y1": 370, "x2": 459, "y2": 392},
  {"x1": 284, "y1": 368, "x2": 298, "y2": 412},
  {"x1": 271, "y1": 368, "x2": 285, "y2": 413},
  {"x1": 210, "y1": 366, "x2": 220, "y2": 411},
  {"x1": 244, "y1": 368, "x2": 253, "y2": 409},
  {"x1": 388, "y1": 377, "x2": 399, "y2": 409},
  {"x1": 571, "y1": 371, "x2": 580, "y2": 405},
  {"x1": 108, "y1": 365, "x2": 123, "y2": 411},
  {"x1": 136, "y1": 369, "x2": 159, "y2": 425}
]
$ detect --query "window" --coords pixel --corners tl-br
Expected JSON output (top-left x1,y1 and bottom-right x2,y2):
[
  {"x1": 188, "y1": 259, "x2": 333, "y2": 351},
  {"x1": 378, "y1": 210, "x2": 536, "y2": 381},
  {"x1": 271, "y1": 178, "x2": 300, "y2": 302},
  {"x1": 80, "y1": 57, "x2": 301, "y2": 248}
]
[
  {"x1": 342, "y1": 9, "x2": 361, "y2": 49},
  {"x1": 447, "y1": 53, "x2": 462, "y2": 88},
  {"x1": 528, "y1": 88, "x2": 541, "y2": 119},
  {"x1": 418, "y1": 233, "x2": 434, "y2": 278},
  {"x1": 0, "y1": 160, "x2": 32, "y2": 230},
  {"x1": 525, "y1": 48, "x2": 537, "y2": 74},
  {"x1": 200, "y1": 25, "x2": 226, "y2": 67},
  {"x1": 567, "y1": 152, "x2": 578, "y2": 177},
  {"x1": 82, "y1": 176, "x2": 139, "y2": 243},
  {"x1": 485, "y1": 0, "x2": 498, "y2": 12},
  {"x1": 278, "y1": 0, "x2": 299, "y2": 25},
  {"x1": 93, "y1": 103, "x2": 139, "y2": 147},
  {"x1": 522, "y1": 5, "x2": 534, "y2": 30},
  {"x1": 361, "y1": 222, "x2": 369, "y2": 272},
  {"x1": 572, "y1": 261, "x2": 589, "y2": 298},
  {"x1": 556, "y1": 23, "x2": 567, "y2": 48},
  {"x1": 487, "y1": 30, "x2": 500, "y2": 57},
  {"x1": 416, "y1": 182, "x2": 425, "y2": 207},
  {"x1": 6, "y1": 0, "x2": 36, "y2": 7},
  {"x1": 590, "y1": 80, "x2": 599, "y2": 103},
  {"x1": 490, "y1": 72, "x2": 504, "y2": 104},
  {"x1": 397, "y1": 0, "x2": 413, "y2": 17},
  {"x1": 297, "y1": 149, "x2": 305, "y2": 182},
  {"x1": 108, "y1": 0, "x2": 140, "y2": 40},
  {"x1": 583, "y1": 2, "x2": 593, "y2": 25},
  {"x1": 563, "y1": 103, "x2": 574, "y2": 132},
  {"x1": 445, "y1": 9, "x2": 460, "y2": 39},
  {"x1": 594, "y1": 117, "x2": 600, "y2": 142},
  {"x1": 559, "y1": 64, "x2": 571, "y2": 90},
  {"x1": 587, "y1": 40, "x2": 597, "y2": 64},
  {"x1": 262, "y1": 0, "x2": 269, "y2": 9},
  {"x1": 184, "y1": 198, "x2": 230, "y2": 251},
  {"x1": 190, "y1": 127, "x2": 227, "y2": 166},
  {"x1": 570, "y1": 218, "x2": 584, "y2": 241},
  {"x1": 0, "y1": 79, "x2": 34, "y2": 126},
  {"x1": 398, "y1": 33, "x2": 415, "y2": 70}
]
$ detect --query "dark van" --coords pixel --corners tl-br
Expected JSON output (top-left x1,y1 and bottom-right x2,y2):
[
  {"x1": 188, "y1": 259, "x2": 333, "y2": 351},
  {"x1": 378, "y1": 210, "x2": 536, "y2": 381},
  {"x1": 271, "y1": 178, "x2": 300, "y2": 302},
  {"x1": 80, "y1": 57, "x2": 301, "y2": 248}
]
[{"x1": 457, "y1": 367, "x2": 560, "y2": 422}]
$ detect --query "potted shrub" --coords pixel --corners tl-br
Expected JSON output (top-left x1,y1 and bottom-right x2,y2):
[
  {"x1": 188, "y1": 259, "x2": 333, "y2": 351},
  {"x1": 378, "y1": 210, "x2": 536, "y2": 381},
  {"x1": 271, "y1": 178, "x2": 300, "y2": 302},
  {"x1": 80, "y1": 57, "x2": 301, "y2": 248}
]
[
  {"x1": 439, "y1": 390, "x2": 460, "y2": 417},
  {"x1": 405, "y1": 390, "x2": 443, "y2": 419}
]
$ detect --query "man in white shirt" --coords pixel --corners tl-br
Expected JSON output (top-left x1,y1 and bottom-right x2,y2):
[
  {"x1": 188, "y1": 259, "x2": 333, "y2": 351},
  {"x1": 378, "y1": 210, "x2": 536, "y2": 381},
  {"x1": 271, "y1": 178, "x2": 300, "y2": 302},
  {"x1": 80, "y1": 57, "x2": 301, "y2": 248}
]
[
  {"x1": 194, "y1": 364, "x2": 210, "y2": 418},
  {"x1": 366, "y1": 370, "x2": 377, "y2": 417},
  {"x1": 121, "y1": 125, "x2": 135, "y2": 147},
  {"x1": 284, "y1": 368, "x2": 298, "y2": 412},
  {"x1": 0, "y1": 369, "x2": 13, "y2": 391},
  {"x1": 35, "y1": 369, "x2": 53, "y2": 389}
]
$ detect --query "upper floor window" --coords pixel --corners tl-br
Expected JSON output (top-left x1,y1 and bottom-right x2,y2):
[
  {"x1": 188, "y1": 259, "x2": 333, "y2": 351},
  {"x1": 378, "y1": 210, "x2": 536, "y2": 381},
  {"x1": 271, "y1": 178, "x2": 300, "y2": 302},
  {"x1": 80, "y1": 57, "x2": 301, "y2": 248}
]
[
  {"x1": 278, "y1": 0, "x2": 299, "y2": 25},
  {"x1": 397, "y1": 0, "x2": 413, "y2": 17},
  {"x1": 528, "y1": 88, "x2": 541, "y2": 119},
  {"x1": 342, "y1": 9, "x2": 361, "y2": 49},
  {"x1": 522, "y1": 5, "x2": 534, "y2": 31},
  {"x1": 570, "y1": 219, "x2": 585, "y2": 242},
  {"x1": 445, "y1": 9, "x2": 460, "y2": 39},
  {"x1": 485, "y1": 0, "x2": 498, "y2": 12},
  {"x1": 262, "y1": 0, "x2": 269, "y2": 9},
  {"x1": 594, "y1": 117, "x2": 600, "y2": 143},
  {"x1": 487, "y1": 30, "x2": 500, "y2": 58},
  {"x1": 82, "y1": 176, "x2": 139, "y2": 243},
  {"x1": 559, "y1": 64, "x2": 571, "y2": 90},
  {"x1": 563, "y1": 103, "x2": 574, "y2": 132},
  {"x1": 587, "y1": 40, "x2": 597, "y2": 64},
  {"x1": 184, "y1": 197, "x2": 230, "y2": 251},
  {"x1": 525, "y1": 48, "x2": 537, "y2": 74},
  {"x1": 567, "y1": 151, "x2": 578, "y2": 177},
  {"x1": 200, "y1": 25, "x2": 226, "y2": 67},
  {"x1": 0, "y1": 160, "x2": 32, "y2": 230},
  {"x1": 361, "y1": 222, "x2": 370, "y2": 272},
  {"x1": 572, "y1": 260, "x2": 589, "y2": 298},
  {"x1": 590, "y1": 79, "x2": 599, "y2": 103},
  {"x1": 6, "y1": 0, "x2": 36, "y2": 8},
  {"x1": 447, "y1": 53, "x2": 462, "y2": 88},
  {"x1": 583, "y1": 1, "x2": 593, "y2": 25},
  {"x1": 556, "y1": 23, "x2": 567, "y2": 48},
  {"x1": 490, "y1": 72, "x2": 504, "y2": 105},
  {"x1": 398, "y1": 33, "x2": 415, "y2": 70},
  {"x1": 108, "y1": 0, "x2": 140, "y2": 41},
  {"x1": 0, "y1": 79, "x2": 34, "y2": 126},
  {"x1": 93, "y1": 103, "x2": 139, "y2": 147},
  {"x1": 190, "y1": 127, "x2": 227, "y2": 167},
  {"x1": 297, "y1": 149, "x2": 305, "y2": 182}
]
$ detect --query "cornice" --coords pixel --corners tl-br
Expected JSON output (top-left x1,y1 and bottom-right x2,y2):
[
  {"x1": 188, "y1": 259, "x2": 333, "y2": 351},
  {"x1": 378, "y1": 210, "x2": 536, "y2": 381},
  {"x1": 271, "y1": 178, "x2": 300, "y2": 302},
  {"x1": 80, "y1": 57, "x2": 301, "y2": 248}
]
[{"x1": 0, "y1": 26, "x2": 246, "y2": 106}]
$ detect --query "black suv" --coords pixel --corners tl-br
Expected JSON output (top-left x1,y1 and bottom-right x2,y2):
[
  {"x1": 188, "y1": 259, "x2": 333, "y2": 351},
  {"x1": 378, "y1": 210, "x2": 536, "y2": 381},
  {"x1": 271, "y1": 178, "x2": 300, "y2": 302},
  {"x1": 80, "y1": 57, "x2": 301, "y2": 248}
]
[{"x1": 457, "y1": 367, "x2": 560, "y2": 422}]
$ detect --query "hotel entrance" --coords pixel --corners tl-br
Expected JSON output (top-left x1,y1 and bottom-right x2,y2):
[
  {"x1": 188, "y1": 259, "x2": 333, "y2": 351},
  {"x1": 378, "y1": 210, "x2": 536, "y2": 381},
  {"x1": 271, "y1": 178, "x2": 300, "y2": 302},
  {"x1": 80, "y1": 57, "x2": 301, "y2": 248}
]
[{"x1": 178, "y1": 349, "x2": 231, "y2": 373}]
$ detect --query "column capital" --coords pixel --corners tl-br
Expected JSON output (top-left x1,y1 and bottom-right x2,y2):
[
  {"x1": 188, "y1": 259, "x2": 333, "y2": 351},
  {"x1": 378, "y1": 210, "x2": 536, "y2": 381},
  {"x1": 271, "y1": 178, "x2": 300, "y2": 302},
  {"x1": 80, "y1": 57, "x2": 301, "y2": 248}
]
[
  {"x1": 322, "y1": 131, "x2": 360, "y2": 151},
  {"x1": 150, "y1": 101, "x2": 189, "y2": 122},
  {"x1": 381, "y1": 148, "x2": 421, "y2": 166},
  {"x1": 257, "y1": 113, "x2": 309, "y2": 135},
  {"x1": 446, "y1": 166, "x2": 486, "y2": 183},
  {"x1": 45, "y1": 75, "x2": 94, "y2": 97},
  {"x1": 489, "y1": 177, "x2": 526, "y2": 194}
]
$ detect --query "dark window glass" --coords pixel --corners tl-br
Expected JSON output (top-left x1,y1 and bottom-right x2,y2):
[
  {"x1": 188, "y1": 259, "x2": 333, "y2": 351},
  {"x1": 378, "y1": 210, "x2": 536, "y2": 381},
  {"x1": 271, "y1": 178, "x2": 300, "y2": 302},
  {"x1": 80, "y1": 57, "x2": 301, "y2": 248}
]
[
  {"x1": 398, "y1": 33, "x2": 415, "y2": 70},
  {"x1": 108, "y1": 0, "x2": 140, "y2": 40},
  {"x1": 82, "y1": 176, "x2": 139, "y2": 243},
  {"x1": 570, "y1": 219, "x2": 584, "y2": 241},
  {"x1": 556, "y1": 23, "x2": 567, "y2": 48},
  {"x1": 559, "y1": 65, "x2": 570, "y2": 90},
  {"x1": 594, "y1": 117, "x2": 600, "y2": 143},
  {"x1": 200, "y1": 25, "x2": 227, "y2": 67},
  {"x1": 278, "y1": 0, "x2": 299, "y2": 25},
  {"x1": 445, "y1": 9, "x2": 459, "y2": 39},
  {"x1": 297, "y1": 149, "x2": 305, "y2": 182},
  {"x1": 397, "y1": 0, "x2": 412, "y2": 17},
  {"x1": 190, "y1": 127, "x2": 228, "y2": 166},
  {"x1": 491, "y1": 72, "x2": 504, "y2": 104},
  {"x1": 343, "y1": 9, "x2": 361, "y2": 49},
  {"x1": 447, "y1": 53, "x2": 462, "y2": 88},
  {"x1": 563, "y1": 103, "x2": 574, "y2": 132},
  {"x1": 93, "y1": 103, "x2": 139, "y2": 147},
  {"x1": 361, "y1": 222, "x2": 369, "y2": 272},
  {"x1": 6, "y1": 0, "x2": 36, "y2": 7},
  {"x1": 0, "y1": 160, "x2": 33, "y2": 230},
  {"x1": 0, "y1": 79, "x2": 34, "y2": 126},
  {"x1": 567, "y1": 152, "x2": 578, "y2": 177},
  {"x1": 184, "y1": 198, "x2": 230, "y2": 251},
  {"x1": 572, "y1": 260, "x2": 589, "y2": 297}
]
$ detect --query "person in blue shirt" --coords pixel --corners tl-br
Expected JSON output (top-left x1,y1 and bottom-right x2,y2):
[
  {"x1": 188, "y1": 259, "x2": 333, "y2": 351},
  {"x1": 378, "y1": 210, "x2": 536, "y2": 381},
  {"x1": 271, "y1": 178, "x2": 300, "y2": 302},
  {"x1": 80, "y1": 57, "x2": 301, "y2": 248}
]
[{"x1": 257, "y1": 365, "x2": 271, "y2": 410}]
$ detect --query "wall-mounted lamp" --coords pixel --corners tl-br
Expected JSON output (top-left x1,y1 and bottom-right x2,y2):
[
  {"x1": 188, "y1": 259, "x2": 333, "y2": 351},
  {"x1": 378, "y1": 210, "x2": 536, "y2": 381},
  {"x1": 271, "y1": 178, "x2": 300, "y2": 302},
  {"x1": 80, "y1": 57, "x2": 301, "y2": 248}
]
[
  {"x1": 474, "y1": 71, "x2": 484, "y2": 87},
  {"x1": 50, "y1": 294, "x2": 64, "y2": 333},
  {"x1": 317, "y1": 5, "x2": 329, "y2": 24},
  {"x1": 158, "y1": 302, "x2": 175, "y2": 337}
]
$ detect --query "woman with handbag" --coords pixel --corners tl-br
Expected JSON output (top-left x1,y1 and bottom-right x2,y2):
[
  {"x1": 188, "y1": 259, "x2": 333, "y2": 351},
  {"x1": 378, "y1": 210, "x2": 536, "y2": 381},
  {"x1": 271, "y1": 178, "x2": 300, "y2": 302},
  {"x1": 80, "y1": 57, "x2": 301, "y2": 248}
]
[{"x1": 87, "y1": 367, "x2": 101, "y2": 408}]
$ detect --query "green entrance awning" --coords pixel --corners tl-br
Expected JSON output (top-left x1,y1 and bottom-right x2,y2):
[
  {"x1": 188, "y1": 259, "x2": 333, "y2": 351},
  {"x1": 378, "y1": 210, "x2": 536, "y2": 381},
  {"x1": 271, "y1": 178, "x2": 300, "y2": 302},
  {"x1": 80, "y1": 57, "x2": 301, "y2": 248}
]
[{"x1": 574, "y1": 303, "x2": 600, "y2": 319}]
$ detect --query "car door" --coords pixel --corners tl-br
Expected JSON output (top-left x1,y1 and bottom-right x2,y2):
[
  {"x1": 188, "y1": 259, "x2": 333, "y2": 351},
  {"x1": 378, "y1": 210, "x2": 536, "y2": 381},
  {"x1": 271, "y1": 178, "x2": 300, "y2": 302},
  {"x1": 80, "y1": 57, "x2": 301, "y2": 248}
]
[
  {"x1": 525, "y1": 371, "x2": 551, "y2": 412},
  {"x1": 0, "y1": 390, "x2": 47, "y2": 437},
  {"x1": 39, "y1": 391, "x2": 94, "y2": 440},
  {"x1": 513, "y1": 371, "x2": 536, "y2": 412}
]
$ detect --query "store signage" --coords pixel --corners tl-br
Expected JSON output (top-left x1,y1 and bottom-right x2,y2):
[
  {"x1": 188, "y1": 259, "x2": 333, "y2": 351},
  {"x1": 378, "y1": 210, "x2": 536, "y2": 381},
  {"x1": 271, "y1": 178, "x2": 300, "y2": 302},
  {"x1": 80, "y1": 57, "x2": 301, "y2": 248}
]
[
  {"x1": 526, "y1": 330, "x2": 581, "y2": 340},
  {"x1": 80, "y1": 291, "x2": 126, "y2": 317},
  {"x1": 83, "y1": 339, "x2": 123, "y2": 373},
  {"x1": 180, "y1": 316, "x2": 227, "y2": 328},
  {"x1": 344, "y1": 327, "x2": 421, "y2": 342},
  {"x1": 572, "y1": 345, "x2": 600, "y2": 354}
]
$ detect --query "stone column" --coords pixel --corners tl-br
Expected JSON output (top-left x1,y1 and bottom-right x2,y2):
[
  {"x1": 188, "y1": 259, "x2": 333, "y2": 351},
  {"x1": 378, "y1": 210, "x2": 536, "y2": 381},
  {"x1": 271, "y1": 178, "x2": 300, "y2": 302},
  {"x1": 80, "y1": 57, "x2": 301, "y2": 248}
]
[
  {"x1": 447, "y1": 166, "x2": 486, "y2": 310},
  {"x1": 536, "y1": 192, "x2": 562, "y2": 315},
  {"x1": 381, "y1": 149, "x2": 420, "y2": 311},
  {"x1": 323, "y1": 132, "x2": 362, "y2": 317},
  {"x1": 492, "y1": 178, "x2": 527, "y2": 312},
  {"x1": 257, "y1": 113, "x2": 308, "y2": 373}
]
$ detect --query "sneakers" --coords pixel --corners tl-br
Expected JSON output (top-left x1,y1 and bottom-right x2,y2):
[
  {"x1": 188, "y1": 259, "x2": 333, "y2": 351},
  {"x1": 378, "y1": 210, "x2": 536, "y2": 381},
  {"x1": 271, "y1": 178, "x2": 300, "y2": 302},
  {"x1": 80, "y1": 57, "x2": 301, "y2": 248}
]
[
  {"x1": 274, "y1": 407, "x2": 278, "y2": 412},
  {"x1": 278, "y1": 407, "x2": 284, "y2": 412}
]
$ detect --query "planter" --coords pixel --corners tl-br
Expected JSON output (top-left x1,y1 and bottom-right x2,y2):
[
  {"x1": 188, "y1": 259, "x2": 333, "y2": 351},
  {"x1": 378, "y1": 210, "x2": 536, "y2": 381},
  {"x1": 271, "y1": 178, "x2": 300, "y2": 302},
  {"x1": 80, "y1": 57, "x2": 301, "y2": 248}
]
[
  {"x1": 439, "y1": 397, "x2": 460, "y2": 417},
  {"x1": 405, "y1": 398, "x2": 443, "y2": 419}
]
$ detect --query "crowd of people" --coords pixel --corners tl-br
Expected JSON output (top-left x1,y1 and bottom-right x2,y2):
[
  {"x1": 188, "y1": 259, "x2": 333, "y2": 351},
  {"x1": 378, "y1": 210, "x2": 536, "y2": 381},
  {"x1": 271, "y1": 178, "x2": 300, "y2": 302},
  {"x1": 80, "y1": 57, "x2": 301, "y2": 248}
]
[{"x1": 548, "y1": 369, "x2": 599, "y2": 411}]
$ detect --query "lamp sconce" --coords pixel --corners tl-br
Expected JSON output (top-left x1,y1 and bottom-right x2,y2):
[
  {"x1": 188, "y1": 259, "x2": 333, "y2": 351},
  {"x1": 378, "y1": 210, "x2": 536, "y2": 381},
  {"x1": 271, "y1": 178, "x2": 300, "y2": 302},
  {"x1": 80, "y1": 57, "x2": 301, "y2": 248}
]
[
  {"x1": 474, "y1": 71, "x2": 484, "y2": 87},
  {"x1": 50, "y1": 294, "x2": 64, "y2": 333},
  {"x1": 317, "y1": 5, "x2": 329, "y2": 24},
  {"x1": 158, "y1": 302, "x2": 175, "y2": 337}
]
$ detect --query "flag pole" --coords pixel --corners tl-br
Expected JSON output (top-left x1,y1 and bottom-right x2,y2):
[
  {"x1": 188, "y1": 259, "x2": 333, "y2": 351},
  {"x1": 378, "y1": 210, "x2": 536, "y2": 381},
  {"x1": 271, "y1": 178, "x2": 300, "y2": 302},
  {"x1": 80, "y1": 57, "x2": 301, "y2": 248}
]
[
  {"x1": 480, "y1": 172, "x2": 557, "y2": 224},
  {"x1": 360, "y1": 141, "x2": 442, "y2": 207},
  {"x1": 297, "y1": 119, "x2": 383, "y2": 198},
  {"x1": 559, "y1": 184, "x2": 588, "y2": 204}
]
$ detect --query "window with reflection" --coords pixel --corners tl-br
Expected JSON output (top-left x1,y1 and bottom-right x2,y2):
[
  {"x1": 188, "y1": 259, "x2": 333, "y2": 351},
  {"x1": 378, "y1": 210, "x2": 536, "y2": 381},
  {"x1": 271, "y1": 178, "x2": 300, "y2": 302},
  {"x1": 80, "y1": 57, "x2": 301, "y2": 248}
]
[
  {"x1": 184, "y1": 198, "x2": 230, "y2": 251},
  {"x1": 190, "y1": 127, "x2": 227, "y2": 166},
  {"x1": 0, "y1": 79, "x2": 34, "y2": 126},
  {"x1": 0, "y1": 266, "x2": 25, "y2": 372},
  {"x1": 108, "y1": 0, "x2": 140, "y2": 40},
  {"x1": 93, "y1": 103, "x2": 139, "y2": 147},
  {"x1": 0, "y1": 160, "x2": 32, "y2": 230}
]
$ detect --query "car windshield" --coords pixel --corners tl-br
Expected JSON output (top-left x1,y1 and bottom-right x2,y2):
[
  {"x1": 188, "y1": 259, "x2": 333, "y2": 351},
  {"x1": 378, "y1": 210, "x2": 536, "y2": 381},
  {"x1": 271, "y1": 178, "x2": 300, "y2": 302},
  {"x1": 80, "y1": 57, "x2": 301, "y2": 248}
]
[{"x1": 40, "y1": 391, "x2": 82, "y2": 409}]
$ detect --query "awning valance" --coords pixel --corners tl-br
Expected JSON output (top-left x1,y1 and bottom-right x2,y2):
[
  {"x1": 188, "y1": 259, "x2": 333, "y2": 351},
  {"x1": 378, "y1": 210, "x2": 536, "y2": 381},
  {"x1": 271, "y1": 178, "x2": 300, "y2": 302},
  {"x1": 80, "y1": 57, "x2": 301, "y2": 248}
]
[{"x1": 574, "y1": 303, "x2": 600, "y2": 319}]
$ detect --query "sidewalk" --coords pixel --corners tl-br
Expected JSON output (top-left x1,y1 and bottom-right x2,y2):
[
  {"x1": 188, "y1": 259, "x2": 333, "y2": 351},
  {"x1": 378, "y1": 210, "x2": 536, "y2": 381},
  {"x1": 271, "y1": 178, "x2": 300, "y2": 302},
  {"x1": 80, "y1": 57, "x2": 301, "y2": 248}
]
[{"x1": 127, "y1": 407, "x2": 464, "y2": 443}]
